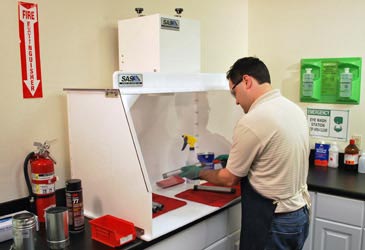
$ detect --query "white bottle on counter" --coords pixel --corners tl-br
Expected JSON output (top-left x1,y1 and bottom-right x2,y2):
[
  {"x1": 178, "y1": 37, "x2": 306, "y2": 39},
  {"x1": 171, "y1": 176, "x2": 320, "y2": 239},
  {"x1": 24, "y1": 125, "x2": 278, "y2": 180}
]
[
  {"x1": 358, "y1": 152, "x2": 365, "y2": 174},
  {"x1": 186, "y1": 148, "x2": 196, "y2": 165},
  {"x1": 328, "y1": 142, "x2": 339, "y2": 168}
]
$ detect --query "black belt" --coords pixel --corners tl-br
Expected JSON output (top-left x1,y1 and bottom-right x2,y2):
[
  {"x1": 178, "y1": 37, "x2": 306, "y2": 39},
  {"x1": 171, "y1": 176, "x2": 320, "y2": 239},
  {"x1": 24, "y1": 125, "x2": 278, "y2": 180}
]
[{"x1": 275, "y1": 205, "x2": 307, "y2": 216}]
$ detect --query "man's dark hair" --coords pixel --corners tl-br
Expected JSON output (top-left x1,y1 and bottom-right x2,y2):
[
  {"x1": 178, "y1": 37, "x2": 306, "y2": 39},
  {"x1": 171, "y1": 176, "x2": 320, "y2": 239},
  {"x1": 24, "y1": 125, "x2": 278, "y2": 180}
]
[{"x1": 226, "y1": 57, "x2": 271, "y2": 85}]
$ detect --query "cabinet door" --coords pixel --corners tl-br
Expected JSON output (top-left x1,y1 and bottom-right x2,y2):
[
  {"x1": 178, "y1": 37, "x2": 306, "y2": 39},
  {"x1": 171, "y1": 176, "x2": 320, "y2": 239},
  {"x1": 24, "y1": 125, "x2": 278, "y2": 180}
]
[
  {"x1": 313, "y1": 218, "x2": 362, "y2": 250},
  {"x1": 303, "y1": 191, "x2": 316, "y2": 250}
]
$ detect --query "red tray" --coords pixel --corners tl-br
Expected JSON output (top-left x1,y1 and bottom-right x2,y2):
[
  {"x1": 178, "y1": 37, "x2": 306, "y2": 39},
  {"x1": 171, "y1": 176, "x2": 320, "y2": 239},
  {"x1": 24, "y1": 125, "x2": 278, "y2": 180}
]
[{"x1": 90, "y1": 215, "x2": 136, "y2": 247}]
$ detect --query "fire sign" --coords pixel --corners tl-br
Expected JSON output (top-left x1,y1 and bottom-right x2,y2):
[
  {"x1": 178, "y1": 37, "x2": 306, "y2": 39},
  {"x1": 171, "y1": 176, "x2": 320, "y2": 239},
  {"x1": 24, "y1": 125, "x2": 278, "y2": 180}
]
[{"x1": 18, "y1": 2, "x2": 43, "y2": 98}]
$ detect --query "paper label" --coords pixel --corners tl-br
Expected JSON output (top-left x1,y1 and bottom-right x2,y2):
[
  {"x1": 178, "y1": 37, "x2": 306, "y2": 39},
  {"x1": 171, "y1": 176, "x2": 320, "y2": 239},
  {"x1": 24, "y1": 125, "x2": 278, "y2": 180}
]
[
  {"x1": 314, "y1": 143, "x2": 330, "y2": 167},
  {"x1": 120, "y1": 234, "x2": 133, "y2": 244},
  {"x1": 32, "y1": 183, "x2": 55, "y2": 195},
  {"x1": 344, "y1": 154, "x2": 359, "y2": 165}
]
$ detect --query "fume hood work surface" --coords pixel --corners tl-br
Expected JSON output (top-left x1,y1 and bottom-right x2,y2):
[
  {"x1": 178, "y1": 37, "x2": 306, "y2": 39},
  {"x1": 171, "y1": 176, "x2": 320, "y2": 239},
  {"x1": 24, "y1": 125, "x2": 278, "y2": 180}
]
[{"x1": 65, "y1": 72, "x2": 241, "y2": 241}]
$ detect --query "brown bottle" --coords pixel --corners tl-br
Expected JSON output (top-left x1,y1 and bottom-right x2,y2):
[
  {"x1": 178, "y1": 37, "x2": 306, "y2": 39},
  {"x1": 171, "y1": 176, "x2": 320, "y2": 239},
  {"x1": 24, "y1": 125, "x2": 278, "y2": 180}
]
[{"x1": 344, "y1": 139, "x2": 359, "y2": 171}]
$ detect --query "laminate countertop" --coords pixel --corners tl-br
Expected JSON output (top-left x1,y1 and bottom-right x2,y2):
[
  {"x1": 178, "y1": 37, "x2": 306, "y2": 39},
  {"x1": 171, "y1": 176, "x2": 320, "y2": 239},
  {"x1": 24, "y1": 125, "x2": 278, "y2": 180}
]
[{"x1": 307, "y1": 165, "x2": 365, "y2": 200}]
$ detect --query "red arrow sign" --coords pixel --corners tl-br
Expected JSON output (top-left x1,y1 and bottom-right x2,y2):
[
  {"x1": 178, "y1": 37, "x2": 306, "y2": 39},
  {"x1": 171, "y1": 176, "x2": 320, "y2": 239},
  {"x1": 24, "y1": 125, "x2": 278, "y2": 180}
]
[{"x1": 18, "y1": 2, "x2": 43, "y2": 98}]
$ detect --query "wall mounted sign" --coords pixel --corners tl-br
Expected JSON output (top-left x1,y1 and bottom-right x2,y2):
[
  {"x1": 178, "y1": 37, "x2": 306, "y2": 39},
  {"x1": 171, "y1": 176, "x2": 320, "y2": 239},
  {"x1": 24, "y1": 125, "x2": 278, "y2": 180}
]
[
  {"x1": 18, "y1": 1, "x2": 43, "y2": 98},
  {"x1": 307, "y1": 108, "x2": 349, "y2": 140}
]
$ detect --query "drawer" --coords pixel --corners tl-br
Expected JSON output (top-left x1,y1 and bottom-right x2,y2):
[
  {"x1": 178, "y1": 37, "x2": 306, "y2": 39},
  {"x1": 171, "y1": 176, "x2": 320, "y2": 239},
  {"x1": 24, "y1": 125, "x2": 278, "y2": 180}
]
[{"x1": 316, "y1": 193, "x2": 364, "y2": 227}]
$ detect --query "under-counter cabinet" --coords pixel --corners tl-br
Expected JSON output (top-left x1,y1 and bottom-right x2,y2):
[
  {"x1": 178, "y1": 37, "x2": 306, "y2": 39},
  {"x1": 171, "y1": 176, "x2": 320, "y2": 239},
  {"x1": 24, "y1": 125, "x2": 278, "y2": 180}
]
[
  {"x1": 313, "y1": 193, "x2": 364, "y2": 250},
  {"x1": 146, "y1": 203, "x2": 241, "y2": 250},
  {"x1": 314, "y1": 219, "x2": 362, "y2": 250}
]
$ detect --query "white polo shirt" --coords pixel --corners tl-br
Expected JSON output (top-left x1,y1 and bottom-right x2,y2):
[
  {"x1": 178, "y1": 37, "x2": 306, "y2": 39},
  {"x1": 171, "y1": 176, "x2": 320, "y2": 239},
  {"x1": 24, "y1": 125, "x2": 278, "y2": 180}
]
[{"x1": 226, "y1": 89, "x2": 310, "y2": 213}]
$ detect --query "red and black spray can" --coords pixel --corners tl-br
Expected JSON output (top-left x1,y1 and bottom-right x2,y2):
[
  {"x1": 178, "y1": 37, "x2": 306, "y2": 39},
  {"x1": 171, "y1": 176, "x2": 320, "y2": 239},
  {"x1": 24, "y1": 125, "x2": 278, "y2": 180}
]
[{"x1": 66, "y1": 179, "x2": 84, "y2": 233}]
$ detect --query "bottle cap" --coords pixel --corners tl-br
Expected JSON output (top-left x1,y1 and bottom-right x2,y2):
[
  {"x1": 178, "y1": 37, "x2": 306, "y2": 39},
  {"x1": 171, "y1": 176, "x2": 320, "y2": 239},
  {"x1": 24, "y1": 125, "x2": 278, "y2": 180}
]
[
  {"x1": 12, "y1": 212, "x2": 37, "y2": 229},
  {"x1": 350, "y1": 139, "x2": 355, "y2": 144},
  {"x1": 66, "y1": 179, "x2": 82, "y2": 191}
]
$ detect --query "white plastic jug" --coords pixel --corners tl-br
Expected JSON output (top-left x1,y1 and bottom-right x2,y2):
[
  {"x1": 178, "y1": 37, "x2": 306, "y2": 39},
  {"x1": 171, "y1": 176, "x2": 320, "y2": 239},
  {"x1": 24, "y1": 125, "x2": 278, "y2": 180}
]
[
  {"x1": 358, "y1": 152, "x2": 365, "y2": 174},
  {"x1": 328, "y1": 142, "x2": 339, "y2": 168}
]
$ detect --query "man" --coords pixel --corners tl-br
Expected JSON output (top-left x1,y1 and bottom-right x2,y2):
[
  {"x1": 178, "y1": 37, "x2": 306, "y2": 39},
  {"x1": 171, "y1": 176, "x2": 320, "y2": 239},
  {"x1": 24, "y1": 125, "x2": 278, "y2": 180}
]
[{"x1": 180, "y1": 57, "x2": 310, "y2": 250}]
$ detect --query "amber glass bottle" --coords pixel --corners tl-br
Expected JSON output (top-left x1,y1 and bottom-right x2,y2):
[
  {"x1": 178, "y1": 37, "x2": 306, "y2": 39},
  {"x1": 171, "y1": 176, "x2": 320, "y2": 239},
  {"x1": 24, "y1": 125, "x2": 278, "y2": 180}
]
[{"x1": 344, "y1": 139, "x2": 360, "y2": 171}]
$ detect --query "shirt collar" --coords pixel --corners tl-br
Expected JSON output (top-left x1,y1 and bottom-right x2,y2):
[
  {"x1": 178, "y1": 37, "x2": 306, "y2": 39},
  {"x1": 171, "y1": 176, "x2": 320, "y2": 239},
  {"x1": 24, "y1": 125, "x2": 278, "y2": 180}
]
[{"x1": 249, "y1": 89, "x2": 281, "y2": 112}]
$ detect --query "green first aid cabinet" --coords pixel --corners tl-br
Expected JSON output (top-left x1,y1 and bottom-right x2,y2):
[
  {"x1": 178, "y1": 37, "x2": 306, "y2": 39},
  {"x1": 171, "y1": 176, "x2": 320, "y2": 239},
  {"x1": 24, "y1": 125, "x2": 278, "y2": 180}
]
[{"x1": 300, "y1": 57, "x2": 362, "y2": 104}]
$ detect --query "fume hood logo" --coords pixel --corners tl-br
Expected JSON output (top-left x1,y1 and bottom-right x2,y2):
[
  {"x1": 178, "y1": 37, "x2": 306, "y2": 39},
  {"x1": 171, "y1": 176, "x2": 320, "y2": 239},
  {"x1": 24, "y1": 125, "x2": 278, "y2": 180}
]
[
  {"x1": 118, "y1": 73, "x2": 143, "y2": 87},
  {"x1": 161, "y1": 17, "x2": 180, "y2": 31}
]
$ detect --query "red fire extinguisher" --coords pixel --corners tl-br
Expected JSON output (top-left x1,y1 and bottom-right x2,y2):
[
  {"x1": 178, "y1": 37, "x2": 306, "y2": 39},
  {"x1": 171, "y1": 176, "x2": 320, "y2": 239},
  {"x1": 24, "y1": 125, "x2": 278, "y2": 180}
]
[{"x1": 24, "y1": 141, "x2": 57, "y2": 222}]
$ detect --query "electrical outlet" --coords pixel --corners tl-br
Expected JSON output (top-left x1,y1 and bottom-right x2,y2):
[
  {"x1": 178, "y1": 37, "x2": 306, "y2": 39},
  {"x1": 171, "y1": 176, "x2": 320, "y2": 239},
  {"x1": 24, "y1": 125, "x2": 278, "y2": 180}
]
[{"x1": 352, "y1": 135, "x2": 362, "y2": 149}]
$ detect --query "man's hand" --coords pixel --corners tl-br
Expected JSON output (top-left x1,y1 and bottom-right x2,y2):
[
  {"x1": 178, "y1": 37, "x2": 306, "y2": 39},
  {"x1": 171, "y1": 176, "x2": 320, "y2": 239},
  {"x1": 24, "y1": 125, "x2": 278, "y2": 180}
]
[
  {"x1": 215, "y1": 154, "x2": 229, "y2": 167},
  {"x1": 179, "y1": 165, "x2": 202, "y2": 179},
  {"x1": 215, "y1": 154, "x2": 229, "y2": 161}
]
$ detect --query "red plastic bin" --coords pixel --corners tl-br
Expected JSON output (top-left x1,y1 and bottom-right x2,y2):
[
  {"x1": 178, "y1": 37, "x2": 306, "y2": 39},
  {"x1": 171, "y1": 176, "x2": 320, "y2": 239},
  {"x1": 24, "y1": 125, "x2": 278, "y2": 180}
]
[{"x1": 89, "y1": 215, "x2": 136, "y2": 247}]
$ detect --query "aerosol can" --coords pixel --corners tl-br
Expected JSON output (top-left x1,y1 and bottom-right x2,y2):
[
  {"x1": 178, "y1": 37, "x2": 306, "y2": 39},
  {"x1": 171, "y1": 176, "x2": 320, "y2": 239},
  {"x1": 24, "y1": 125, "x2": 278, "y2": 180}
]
[{"x1": 23, "y1": 141, "x2": 57, "y2": 222}]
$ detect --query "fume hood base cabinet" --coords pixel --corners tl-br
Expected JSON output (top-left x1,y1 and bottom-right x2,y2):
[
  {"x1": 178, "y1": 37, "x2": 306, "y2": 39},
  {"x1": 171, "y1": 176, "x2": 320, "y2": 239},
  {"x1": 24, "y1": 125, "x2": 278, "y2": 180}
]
[{"x1": 146, "y1": 203, "x2": 241, "y2": 250}]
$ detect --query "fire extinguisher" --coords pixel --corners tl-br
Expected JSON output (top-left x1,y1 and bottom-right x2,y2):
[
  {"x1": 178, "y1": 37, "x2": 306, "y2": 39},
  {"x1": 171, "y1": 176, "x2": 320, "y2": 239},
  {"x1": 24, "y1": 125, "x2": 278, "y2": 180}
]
[{"x1": 24, "y1": 141, "x2": 57, "y2": 222}]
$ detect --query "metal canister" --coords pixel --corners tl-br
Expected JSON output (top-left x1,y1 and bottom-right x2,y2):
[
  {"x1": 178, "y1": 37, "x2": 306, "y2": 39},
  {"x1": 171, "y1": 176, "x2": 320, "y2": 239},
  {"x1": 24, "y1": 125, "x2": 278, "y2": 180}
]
[
  {"x1": 45, "y1": 207, "x2": 69, "y2": 249},
  {"x1": 12, "y1": 212, "x2": 37, "y2": 250},
  {"x1": 66, "y1": 179, "x2": 84, "y2": 233}
]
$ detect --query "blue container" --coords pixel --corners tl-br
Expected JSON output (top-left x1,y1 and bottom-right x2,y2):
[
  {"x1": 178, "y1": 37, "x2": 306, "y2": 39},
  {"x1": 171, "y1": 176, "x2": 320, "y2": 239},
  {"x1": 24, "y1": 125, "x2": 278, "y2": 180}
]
[
  {"x1": 314, "y1": 142, "x2": 330, "y2": 167},
  {"x1": 197, "y1": 152, "x2": 215, "y2": 169}
]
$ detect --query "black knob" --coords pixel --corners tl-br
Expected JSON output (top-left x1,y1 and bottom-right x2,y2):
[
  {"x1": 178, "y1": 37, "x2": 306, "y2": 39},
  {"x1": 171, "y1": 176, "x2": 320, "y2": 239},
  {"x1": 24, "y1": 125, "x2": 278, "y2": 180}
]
[
  {"x1": 175, "y1": 8, "x2": 183, "y2": 15},
  {"x1": 135, "y1": 8, "x2": 144, "y2": 15}
]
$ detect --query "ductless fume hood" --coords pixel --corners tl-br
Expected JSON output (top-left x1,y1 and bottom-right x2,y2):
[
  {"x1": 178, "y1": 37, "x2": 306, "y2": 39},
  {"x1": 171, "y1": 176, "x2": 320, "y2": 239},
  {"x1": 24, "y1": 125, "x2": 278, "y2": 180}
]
[{"x1": 65, "y1": 13, "x2": 241, "y2": 241}]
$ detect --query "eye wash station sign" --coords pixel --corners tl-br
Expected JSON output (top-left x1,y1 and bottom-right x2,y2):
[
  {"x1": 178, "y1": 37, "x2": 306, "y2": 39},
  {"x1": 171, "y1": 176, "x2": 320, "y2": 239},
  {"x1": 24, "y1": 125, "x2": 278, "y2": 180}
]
[{"x1": 307, "y1": 108, "x2": 349, "y2": 140}]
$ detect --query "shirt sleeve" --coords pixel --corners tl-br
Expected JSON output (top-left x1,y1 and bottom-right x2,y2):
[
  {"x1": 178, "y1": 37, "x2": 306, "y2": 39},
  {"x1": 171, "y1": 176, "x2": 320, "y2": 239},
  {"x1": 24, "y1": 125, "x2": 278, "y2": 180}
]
[{"x1": 226, "y1": 119, "x2": 263, "y2": 178}]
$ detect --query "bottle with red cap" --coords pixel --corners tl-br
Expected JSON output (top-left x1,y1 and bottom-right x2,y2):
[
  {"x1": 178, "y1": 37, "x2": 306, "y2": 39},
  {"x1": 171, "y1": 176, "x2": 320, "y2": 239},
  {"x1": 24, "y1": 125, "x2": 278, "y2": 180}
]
[{"x1": 344, "y1": 139, "x2": 359, "y2": 171}]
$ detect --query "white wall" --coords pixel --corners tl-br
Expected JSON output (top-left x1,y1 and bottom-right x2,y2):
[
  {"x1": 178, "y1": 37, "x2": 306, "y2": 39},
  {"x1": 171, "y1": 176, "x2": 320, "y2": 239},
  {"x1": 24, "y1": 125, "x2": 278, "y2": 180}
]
[
  {"x1": 248, "y1": 0, "x2": 365, "y2": 150},
  {"x1": 8, "y1": 0, "x2": 363, "y2": 204},
  {"x1": 0, "y1": 0, "x2": 248, "y2": 202}
]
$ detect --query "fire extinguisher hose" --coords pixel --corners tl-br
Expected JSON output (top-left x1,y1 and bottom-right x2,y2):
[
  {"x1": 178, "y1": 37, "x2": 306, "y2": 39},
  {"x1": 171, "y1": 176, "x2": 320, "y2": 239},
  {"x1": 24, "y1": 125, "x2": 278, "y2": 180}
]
[{"x1": 24, "y1": 151, "x2": 36, "y2": 213}]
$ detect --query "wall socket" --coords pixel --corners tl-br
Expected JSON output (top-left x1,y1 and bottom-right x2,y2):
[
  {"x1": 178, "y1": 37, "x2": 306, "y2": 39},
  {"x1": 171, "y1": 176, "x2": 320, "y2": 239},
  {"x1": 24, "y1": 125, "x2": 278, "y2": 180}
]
[{"x1": 352, "y1": 135, "x2": 362, "y2": 149}]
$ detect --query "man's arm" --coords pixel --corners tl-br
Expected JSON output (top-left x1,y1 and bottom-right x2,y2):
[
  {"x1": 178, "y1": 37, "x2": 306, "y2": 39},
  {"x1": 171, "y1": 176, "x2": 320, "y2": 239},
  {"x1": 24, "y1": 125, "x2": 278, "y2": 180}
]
[{"x1": 199, "y1": 168, "x2": 241, "y2": 186}]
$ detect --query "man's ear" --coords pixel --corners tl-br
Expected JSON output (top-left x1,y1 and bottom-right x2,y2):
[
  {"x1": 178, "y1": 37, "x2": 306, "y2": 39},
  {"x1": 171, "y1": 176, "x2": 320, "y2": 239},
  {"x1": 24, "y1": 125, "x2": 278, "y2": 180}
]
[{"x1": 244, "y1": 75, "x2": 253, "y2": 89}]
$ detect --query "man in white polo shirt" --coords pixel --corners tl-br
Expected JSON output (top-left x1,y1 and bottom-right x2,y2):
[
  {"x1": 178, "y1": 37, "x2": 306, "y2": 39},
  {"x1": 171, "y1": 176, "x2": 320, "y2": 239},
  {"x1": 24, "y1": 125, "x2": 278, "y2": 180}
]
[{"x1": 180, "y1": 57, "x2": 310, "y2": 250}]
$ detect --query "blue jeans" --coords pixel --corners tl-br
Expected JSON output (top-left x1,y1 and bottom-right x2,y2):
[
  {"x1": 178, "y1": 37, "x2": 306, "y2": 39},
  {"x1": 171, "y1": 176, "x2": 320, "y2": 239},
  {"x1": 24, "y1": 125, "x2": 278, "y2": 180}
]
[{"x1": 264, "y1": 206, "x2": 309, "y2": 250}]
